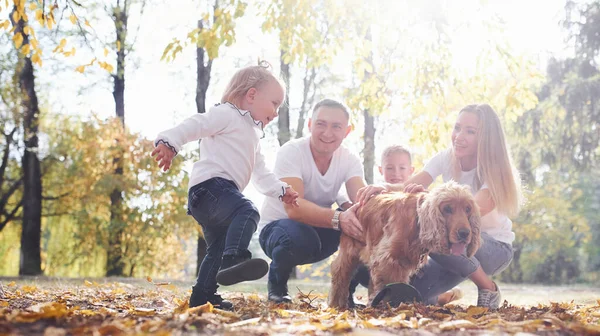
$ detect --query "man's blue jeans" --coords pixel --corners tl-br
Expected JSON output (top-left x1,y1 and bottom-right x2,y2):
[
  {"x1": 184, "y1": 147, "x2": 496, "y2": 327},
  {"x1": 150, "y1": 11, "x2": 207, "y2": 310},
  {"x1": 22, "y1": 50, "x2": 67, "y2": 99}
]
[
  {"x1": 188, "y1": 177, "x2": 259, "y2": 294},
  {"x1": 259, "y1": 219, "x2": 341, "y2": 286}
]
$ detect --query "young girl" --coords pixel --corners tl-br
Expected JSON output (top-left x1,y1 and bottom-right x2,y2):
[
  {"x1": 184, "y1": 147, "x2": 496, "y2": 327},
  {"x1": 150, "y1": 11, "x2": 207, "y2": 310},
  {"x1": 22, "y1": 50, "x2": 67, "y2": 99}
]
[
  {"x1": 152, "y1": 64, "x2": 299, "y2": 311},
  {"x1": 357, "y1": 104, "x2": 522, "y2": 309}
]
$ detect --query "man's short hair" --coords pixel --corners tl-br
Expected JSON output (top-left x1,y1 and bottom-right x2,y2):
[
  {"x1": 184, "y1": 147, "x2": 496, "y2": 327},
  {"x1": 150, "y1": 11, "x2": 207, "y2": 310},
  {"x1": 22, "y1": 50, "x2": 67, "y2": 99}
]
[{"x1": 312, "y1": 99, "x2": 350, "y2": 120}]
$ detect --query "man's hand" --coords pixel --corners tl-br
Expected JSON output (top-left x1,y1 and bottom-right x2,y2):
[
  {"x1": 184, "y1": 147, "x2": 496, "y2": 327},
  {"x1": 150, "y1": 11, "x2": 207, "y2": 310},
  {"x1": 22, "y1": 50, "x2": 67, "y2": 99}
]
[
  {"x1": 151, "y1": 143, "x2": 176, "y2": 171},
  {"x1": 356, "y1": 185, "x2": 387, "y2": 205},
  {"x1": 281, "y1": 186, "x2": 300, "y2": 207},
  {"x1": 339, "y1": 204, "x2": 364, "y2": 242}
]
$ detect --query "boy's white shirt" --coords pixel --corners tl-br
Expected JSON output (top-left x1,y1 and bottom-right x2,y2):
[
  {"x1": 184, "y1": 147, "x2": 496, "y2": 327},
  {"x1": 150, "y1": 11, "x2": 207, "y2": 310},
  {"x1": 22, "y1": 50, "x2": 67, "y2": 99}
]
[
  {"x1": 259, "y1": 136, "x2": 364, "y2": 228},
  {"x1": 154, "y1": 103, "x2": 287, "y2": 199},
  {"x1": 423, "y1": 148, "x2": 515, "y2": 245}
]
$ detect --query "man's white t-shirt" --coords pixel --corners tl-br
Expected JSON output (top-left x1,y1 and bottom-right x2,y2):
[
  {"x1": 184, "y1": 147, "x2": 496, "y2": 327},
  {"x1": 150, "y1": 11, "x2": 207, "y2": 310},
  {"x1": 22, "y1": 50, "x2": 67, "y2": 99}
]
[
  {"x1": 423, "y1": 148, "x2": 515, "y2": 244},
  {"x1": 259, "y1": 137, "x2": 364, "y2": 228}
]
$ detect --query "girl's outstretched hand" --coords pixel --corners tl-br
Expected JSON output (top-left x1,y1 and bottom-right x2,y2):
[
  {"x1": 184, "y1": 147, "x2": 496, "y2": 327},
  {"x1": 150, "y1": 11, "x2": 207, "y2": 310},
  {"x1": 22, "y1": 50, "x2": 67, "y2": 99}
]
[
  {"x1": 281, "y1": 186, "x2": 300, "y2": 207},
  {"x1": 151, "y1": 143, "x2": 176, "y2": 171}
]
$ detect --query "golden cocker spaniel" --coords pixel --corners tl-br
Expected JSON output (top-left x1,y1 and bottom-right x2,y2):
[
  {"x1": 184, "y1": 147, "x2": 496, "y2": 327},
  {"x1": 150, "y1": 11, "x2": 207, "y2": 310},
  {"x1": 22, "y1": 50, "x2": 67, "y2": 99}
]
[{"x1": 328, "y1": 181, "x2": 482, "y2": 309}]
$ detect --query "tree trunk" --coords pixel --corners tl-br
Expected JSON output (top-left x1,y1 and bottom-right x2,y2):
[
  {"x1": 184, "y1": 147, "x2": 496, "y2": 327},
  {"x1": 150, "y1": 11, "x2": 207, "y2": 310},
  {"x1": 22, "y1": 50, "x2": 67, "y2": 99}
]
[
  {"x1": 107, "y1": 1, "x2": 128, "y2": 277},
  {"x1": 362, "y1": 28, "x2": 376, "y2": 185},
  {"x1": 363, "y1": 110, "x2": 375, "y2": 184},
  {"x1": 278, "y1": 49, "x2": 291, "y2": 146},
  {"x1": 11, "y1": 5, "x2": 43, "y2": 276},
  {"x1": 296, "y1": 66, "x2": 316, "y2": 139},
  {"x1": 196, "y1": 20, "x2": 212, "y2": 114},
  {"x1": 195, "y1": 19, "x2": 212, "y2": 274}
]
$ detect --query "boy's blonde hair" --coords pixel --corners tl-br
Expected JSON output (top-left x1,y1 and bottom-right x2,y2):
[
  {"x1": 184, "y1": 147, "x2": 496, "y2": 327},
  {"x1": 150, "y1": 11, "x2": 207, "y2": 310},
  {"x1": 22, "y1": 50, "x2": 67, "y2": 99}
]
[
  {"x1": 451, "y1": 104, "x2": 523, "y2": 217},
  {"x1": 221, "y1": 62, "x2": 285, "y2": 105},
  {"x1": 381, "y1": 145, "x2": 412, "y2": 166}
]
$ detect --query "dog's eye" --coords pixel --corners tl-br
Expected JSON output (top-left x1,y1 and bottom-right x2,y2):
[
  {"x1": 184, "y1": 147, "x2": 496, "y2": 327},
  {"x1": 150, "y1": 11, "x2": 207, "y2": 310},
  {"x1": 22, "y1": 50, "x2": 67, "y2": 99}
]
[
  {"x1": 443, "y1": 204, "x2": 453, "y2": 214},
  {"x1": 466, "y1": 206, "x2": 471, "y2": 213}
]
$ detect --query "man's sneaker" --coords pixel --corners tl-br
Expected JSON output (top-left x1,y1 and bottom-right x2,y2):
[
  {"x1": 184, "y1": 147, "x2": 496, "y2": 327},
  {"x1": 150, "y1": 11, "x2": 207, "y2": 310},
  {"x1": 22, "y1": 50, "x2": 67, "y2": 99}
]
[
  {"x1": 189, "y1": 287, "x2": 234, "y2": 311},
  {"x1": 216, "y1": 254, "x2": 269, "y2": 286},
  {"x1": 267, "y1": 281, "x2": 292, "y2": 303},
  {"x1": 477, "y1": 282, "x2": 501, "y2": 309}
]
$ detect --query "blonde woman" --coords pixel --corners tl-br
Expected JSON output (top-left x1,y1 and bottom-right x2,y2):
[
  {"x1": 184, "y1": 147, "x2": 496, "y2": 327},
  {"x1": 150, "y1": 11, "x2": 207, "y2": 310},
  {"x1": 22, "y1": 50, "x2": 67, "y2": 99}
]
[{"x1": 357, "y1": 104, "x2": 522, "y2": 309}]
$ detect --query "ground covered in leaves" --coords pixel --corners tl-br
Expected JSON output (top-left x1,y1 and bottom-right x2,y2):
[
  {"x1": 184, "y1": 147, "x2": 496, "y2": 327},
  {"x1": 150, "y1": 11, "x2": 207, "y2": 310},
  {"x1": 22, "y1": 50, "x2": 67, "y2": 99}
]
[{"x1": 1, "y1": 278, "x2": 600, "y2": 335}]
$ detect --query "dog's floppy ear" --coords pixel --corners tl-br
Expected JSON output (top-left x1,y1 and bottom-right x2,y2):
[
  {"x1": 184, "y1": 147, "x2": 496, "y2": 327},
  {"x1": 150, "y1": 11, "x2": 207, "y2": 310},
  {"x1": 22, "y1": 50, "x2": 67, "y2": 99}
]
[
  {"x1": 418, "y1": 192, "x2": 446, "y2": 252},
  {"x1": 466, "y1": 201, "x2": 482, "y2": 258}
]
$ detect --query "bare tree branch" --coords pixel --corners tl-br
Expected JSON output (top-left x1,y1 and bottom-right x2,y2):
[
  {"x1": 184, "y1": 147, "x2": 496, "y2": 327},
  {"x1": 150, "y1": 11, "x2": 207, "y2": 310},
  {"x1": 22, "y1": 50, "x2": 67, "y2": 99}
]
[
  {"x1": 0, "y1": 127, "x2": 18, "y2": 187},
  {"x1": 42, "y1": 191, "x2": 71, "y2": 201},
  {"x1": 0, "y1": 179, "x2": 22, "y2": 215},
  {"x1": 0, "y1": 199, "x2": 22, "y2": 232}
]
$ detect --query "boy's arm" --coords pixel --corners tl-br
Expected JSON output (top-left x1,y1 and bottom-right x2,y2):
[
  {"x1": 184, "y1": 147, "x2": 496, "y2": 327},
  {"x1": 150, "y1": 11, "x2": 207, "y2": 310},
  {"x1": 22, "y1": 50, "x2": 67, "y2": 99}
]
[{"x1": 154, "y1": 105, "x2": 232, "y2": 154}]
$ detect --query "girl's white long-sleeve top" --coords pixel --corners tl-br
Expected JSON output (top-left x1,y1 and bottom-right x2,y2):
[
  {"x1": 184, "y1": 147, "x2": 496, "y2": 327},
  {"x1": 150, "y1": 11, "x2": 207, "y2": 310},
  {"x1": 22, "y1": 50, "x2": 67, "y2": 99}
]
[{"x1": 154, "y1": 103, "x2": 287, "y2": 199}]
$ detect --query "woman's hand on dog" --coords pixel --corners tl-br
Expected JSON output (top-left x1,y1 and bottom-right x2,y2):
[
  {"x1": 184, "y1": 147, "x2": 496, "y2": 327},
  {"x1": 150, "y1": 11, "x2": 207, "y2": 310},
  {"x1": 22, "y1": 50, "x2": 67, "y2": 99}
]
[
  {"x1": 339, "y1": 204, "x2": 364, "y2": 242},
  {"x1": 356, "y1": 185, "x2": 387, "y2": 205}
]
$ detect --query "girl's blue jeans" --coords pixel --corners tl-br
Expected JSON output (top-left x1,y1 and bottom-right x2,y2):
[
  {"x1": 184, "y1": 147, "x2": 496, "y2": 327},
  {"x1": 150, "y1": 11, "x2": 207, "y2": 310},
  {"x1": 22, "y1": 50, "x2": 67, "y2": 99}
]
[{"x1": 188, "y1": 177, "x2": 259, "y2": 294}]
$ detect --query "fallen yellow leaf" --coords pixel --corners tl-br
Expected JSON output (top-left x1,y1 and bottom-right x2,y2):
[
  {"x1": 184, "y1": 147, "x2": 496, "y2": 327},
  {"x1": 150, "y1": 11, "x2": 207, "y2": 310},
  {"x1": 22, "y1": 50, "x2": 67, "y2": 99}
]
[
  {"x1": 466, "y1": 305, "x2": 489, "y2": 317},
  {"x1": 227, "y1": 317, "x2": 261, "y2": 327},
  {"x1": 439, "y1": 319, "x2": 477, "y2": 331},
  {"x1": 247, "y1": 293, "x2": 261, "y2": 302},
  {"x1": 21, "y1": 285, "x2": 37, "y2": 293},
  {"x1": 174, "y1": 299, "x2": 189, "y2": 314},
  {"x1": 188, "y1": 302, "x2": 213, "y2": 315},
  {"x1": 130, "y1": 308, "x2": 156, "y2": 316},
  {"x1": 97, "y1": 324, "x2": 124, "y2": 336}
]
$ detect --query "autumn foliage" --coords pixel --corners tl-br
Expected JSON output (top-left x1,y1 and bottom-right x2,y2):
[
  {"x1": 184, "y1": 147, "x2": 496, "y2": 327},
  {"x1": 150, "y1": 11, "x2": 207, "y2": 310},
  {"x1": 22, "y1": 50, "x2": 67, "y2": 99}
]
[{"x1": 1, "y1": 280, "x2": 600, "y2": 335}]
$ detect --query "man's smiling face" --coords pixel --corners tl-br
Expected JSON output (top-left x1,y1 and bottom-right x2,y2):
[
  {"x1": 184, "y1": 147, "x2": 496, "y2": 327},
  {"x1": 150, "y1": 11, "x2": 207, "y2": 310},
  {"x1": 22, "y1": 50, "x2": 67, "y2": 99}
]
[{"x1": 308, "y1": 106, "x2": 351, "y2": 156}]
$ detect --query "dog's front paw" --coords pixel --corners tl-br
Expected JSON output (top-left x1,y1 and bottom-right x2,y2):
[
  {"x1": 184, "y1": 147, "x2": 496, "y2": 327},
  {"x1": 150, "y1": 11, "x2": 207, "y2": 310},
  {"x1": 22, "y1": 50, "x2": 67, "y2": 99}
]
[{"x1": 328, "y1": 291, "x2": 349, "y2": 310}]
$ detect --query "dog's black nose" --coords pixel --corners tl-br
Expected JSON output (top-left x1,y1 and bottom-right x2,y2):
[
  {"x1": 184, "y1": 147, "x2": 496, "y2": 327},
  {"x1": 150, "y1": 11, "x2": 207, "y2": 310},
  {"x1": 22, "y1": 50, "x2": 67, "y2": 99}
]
[{"x1": 458, "y1": 228, "x2": 470, "y2": 240}]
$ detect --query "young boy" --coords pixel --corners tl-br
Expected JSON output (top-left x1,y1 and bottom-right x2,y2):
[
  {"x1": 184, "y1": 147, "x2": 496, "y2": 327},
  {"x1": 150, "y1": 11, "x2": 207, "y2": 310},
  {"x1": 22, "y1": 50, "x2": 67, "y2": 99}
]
[
  {"x1": 378, "y1": 145, "x2": 415, "y2": 185},
  {"x1": 347, "y1": 145, "x2": 415, "y2": 307}
]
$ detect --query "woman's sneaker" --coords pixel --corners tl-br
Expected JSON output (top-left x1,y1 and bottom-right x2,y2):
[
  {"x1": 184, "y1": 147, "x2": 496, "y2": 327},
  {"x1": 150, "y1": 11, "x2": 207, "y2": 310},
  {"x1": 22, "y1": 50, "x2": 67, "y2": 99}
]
[{"x1": 477, "y1": 282, "x2": 501, "y2": 309}]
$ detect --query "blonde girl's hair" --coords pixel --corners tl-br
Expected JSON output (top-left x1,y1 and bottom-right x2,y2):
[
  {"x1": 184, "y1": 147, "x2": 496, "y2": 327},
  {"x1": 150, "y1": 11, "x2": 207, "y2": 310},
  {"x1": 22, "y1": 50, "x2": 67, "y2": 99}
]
[
  {"x1": 381, "y1": 145, "x2": 412, "y2": 166},
  {"x1": 221, "y1": 61, "x2": 285, "y2": 105},
  {"x1": 451, "y1": 104, "x2": 523, "y2": 217}
]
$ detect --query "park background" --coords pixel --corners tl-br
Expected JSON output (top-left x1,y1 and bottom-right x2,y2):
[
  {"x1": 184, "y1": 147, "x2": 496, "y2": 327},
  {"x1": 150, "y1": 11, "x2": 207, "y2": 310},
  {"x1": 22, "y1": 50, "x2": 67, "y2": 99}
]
[{"x1": 0, "y1": 0, "x2": 599, "y2": 291}]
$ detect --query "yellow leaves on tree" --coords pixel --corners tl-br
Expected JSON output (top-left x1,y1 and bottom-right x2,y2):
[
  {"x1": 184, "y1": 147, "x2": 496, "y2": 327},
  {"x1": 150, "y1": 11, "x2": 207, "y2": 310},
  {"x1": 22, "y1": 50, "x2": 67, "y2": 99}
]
[
  {"x1": 0, "y1": 1, "x2": 110, "y2": 72},
  {"x1": 260, "y1": 0, "x2": 342, "y2": 68},
  {"x1": 161, "y1": 0, "x2": 247, "y2": 63},
  {"x1": 28, "y1": 115, "x2": 198, "y2": 278}
]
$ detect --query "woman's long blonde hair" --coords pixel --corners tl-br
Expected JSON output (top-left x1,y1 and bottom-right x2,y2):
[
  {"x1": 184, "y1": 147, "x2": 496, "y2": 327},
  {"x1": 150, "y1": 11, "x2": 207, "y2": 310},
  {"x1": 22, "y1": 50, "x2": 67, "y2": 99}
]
[
  {"x1": 221, "y1": 62, "x2": 284, "y2": 105},
  {"x1": 451, "y1": 104, "x2": 523, "y2": 217}
]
